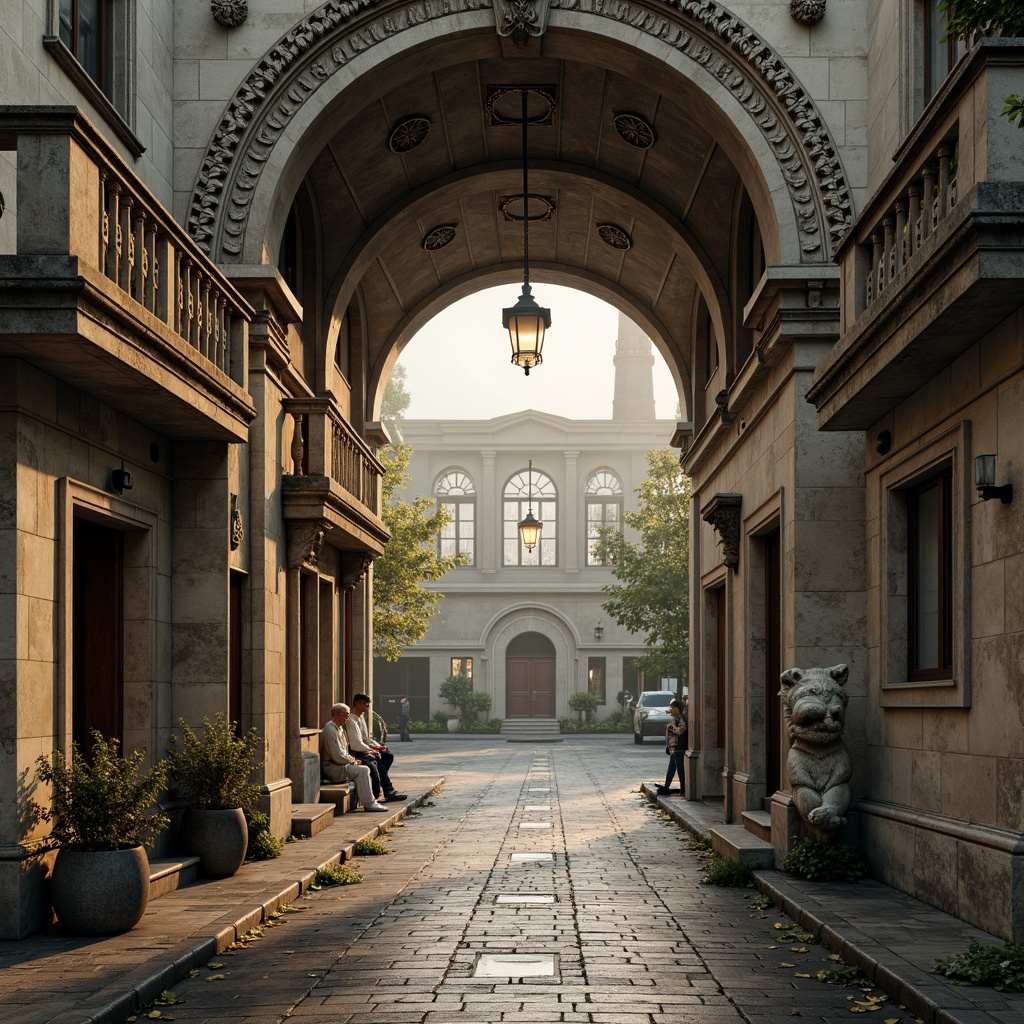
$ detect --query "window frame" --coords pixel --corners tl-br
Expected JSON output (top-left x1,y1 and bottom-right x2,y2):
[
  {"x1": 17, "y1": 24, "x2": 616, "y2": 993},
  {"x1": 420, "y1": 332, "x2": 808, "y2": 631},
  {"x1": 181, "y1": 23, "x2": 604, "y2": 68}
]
[
  {"x1": 878, "y1": 421, "x2": 970, "y2": 708},
  {"x1": 450, "y1": 657, "x2": 473, "y2": 681},
  {"x1": 436, "y1": 471, "x2": 476, "y2": 567},
  {"x1": 588, "y1": 657, "x2": 607, "y2": 705},
  {"x1": 585, "y1": 470, "x2": 623, "y2": 567},
  {"x1": 502, "y1": 466, "x2": 557, "y2": 567}
]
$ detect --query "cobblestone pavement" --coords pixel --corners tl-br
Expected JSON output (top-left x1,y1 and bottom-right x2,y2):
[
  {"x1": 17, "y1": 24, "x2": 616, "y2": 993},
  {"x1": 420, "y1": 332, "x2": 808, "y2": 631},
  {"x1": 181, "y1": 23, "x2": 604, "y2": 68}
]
[{"x1": 103, "y1": 737, "x2": 927, "y2": 1024}]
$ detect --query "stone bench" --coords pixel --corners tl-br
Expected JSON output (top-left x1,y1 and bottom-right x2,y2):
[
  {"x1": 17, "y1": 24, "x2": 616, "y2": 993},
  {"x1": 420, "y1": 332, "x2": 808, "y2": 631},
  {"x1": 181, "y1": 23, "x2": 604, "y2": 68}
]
[{"x1": 318, "y1": 782, "x2": 355, "y2": 814}]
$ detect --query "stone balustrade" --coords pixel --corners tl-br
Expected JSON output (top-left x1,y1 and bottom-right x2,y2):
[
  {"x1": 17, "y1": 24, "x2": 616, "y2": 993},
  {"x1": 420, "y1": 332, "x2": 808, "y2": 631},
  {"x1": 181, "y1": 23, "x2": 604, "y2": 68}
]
[
  {"x1": 285, "y1": 398, "x2": 382, "y2": 515},
  {"x1": 0, "y1": 106, "x2": 248, "y2": 386}
]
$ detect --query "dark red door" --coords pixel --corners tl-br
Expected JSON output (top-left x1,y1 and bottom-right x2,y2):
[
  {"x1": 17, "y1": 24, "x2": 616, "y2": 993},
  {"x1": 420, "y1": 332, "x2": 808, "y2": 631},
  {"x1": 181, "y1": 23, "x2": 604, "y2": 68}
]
[{"x1": 506, "y1": 657, "x2": 556, "y2": 718}]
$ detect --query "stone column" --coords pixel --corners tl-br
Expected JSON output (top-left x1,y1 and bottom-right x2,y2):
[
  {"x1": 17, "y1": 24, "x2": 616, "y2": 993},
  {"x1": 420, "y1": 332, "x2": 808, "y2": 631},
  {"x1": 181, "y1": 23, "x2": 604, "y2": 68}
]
[
  {"x1": 480, "y1": 450, "x2": 496, "y2": 573},
  {"x1": 563, "y1": 450, "x2": 579, "y2": 573}
]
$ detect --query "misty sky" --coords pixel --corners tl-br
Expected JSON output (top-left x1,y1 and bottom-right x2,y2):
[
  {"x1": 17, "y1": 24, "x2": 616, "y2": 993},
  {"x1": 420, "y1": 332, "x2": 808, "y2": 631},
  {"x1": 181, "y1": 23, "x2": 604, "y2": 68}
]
[{"x1": 396, "y1": 285, "x2": 680, "y2": 421}]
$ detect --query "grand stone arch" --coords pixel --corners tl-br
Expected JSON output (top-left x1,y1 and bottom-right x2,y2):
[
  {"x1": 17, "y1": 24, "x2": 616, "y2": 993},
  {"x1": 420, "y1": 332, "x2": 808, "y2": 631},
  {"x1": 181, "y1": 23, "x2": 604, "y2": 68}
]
[{"x1": 186, "y1": 0, "x2": 852, "y2": 267}]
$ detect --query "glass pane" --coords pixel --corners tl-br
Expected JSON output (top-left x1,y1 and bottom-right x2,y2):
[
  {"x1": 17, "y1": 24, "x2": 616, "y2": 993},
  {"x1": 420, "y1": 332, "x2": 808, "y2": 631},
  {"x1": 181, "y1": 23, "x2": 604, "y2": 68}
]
[
  {"x1": 504, "y1": 538, "x2": 518, "y2": 565},
  {"x1": 463, "y1": 504, "x2": 474, "y2": 521},
  {"x1": 459, "y1": 539, "x2": 474, "y2": 564},
  {"x1": 79, "y1": 0, "x2": 101, "y2": 81},
  {"x1": 914, "y1": 483, "x2": 940, "y2": 669},
  {"x1": 59, "y1": 0, "x2": 74, "y2": 47},
  {"x1": 462, "y1": 521, "x2": 474, "y2": 539}
]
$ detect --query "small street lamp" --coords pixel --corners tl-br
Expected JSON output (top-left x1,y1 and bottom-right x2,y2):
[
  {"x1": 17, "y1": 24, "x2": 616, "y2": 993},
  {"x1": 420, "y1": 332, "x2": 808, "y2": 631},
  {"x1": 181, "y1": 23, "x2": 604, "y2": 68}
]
[{"x1": 518, "y1": 459, "x2": 543, "y2": 552}]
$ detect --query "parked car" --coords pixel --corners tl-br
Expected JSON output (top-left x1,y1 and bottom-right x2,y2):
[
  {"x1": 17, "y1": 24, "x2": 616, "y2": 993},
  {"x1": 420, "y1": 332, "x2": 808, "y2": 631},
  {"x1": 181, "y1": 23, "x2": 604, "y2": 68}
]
[{"x1": 632, "y1": 691, "x2": 678, "y2": 744}]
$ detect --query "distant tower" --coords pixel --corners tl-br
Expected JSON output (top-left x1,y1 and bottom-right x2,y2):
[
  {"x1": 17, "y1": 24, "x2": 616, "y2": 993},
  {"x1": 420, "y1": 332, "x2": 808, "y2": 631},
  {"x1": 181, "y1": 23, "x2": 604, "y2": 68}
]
[{"x1": 612, "y1": 312, "x2": 656, "y2": 420}]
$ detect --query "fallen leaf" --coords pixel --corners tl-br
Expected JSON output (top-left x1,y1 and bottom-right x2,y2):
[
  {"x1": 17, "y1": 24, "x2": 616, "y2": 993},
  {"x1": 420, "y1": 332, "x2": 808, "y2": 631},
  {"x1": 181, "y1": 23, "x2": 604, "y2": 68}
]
[
  {"x1": 789, "y1": 1011, "x2": 801, "y2": 1016},
  {"x1": 884, "y1": 1019, "x2": 900, "y2": 1023},
  {"x1": 767, "y1": 945, "x2": 779, "y2": 949},
  {"x1": 795, "y1": 973, "x2": 811, "y2": 978},
  {"x1": 206, "y1": 974, "x2": 225, "y2": 982},
  {"x1": 774, "y1": 922, "x2": 788, "y2": 930},
  {"x1": 779, "y1": 962, "x2": 797, "y2": 968},
  {"x1": 790, "y1": 947, "x2": 809, "y2": 953},
  {"x1": 207, "y1": 963, "x2": 224, "y2": 969}
]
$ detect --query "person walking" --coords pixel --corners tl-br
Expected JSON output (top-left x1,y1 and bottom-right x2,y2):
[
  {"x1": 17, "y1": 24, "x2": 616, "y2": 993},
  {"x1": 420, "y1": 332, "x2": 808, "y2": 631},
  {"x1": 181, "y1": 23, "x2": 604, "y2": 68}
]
[
  {"x1": 657, "y1": 698, "x2": 687, "y2": 795},
  {"x1": 400, "y1": 696, "x2": 412, "y2": 742}
]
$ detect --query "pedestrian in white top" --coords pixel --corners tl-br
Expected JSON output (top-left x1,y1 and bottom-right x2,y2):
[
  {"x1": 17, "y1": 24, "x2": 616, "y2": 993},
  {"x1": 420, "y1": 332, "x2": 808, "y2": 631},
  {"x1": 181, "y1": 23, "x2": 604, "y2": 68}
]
[
  {"x1": 319, "y1": 703, "x2": 386, "y2": 811},
  {"x1": 344, "y1": 693, "x2": 407, "y2": 802}
]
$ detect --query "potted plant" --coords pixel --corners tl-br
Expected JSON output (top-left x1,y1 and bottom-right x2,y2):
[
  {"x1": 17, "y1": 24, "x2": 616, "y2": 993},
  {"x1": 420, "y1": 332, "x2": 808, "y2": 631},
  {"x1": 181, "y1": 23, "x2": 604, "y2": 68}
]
[
  {"x1": 35, "y1": 732, "x2": 169, "y2": 934},
  {"x1": 167, "y1": 713, "x2": 263, "y2": 877}
]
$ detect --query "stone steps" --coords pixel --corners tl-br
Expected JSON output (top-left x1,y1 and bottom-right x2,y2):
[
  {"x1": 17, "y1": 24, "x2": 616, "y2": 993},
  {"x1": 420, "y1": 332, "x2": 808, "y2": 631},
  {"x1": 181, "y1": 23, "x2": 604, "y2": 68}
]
[
  {"x1": 148, "y1": 856, "x2": 200, "y2": 901},
  {"x1": 708, "y1": 824, "x2": 775, "y2": 868},
  {"x1": 500, "y1": 718, "x2": 562, "y2": 742},
  {"x1": 741, "y1": 808, "x2": 772, "y2": 843},
  {"x1": 290, "y1": 802, "x2": 335, "y2": 838},
  {"x1": 318, "y1": 782, "x2": 355, "y2": 814}
]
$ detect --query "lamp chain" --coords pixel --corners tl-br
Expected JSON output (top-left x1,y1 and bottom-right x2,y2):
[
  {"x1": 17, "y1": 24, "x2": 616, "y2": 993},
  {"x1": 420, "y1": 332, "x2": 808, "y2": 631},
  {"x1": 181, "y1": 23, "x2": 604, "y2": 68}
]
[{"x1": 522, "y1": 88, "x2": 530, "y2": 290}]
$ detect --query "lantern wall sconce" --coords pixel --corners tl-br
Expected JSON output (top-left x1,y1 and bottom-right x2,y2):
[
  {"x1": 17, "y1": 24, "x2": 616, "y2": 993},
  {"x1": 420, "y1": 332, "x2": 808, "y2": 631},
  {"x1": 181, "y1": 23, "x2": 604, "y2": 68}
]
[
  {"x1": 502, "y1": 88, "x2": 551, "y2": 375},
  {"x1": 594, "y1": 622, "x2": 604, "y2": 641},
  {"x1": 974, "y1": 455, "x2": 1013, "y2": 504},
  {"x1": 517, "y1": 459, "x2": 543, "y2": 552}
]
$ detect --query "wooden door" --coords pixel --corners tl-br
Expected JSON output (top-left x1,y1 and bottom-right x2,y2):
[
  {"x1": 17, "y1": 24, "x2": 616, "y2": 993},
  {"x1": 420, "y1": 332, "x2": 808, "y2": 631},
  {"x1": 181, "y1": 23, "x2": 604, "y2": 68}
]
[
  {"x1": 73, "y1": 518, "x2": 123, "y2": 750},
  {"x1": 506, "y1": 657, "x2": 556, "y2": 718},
  {"x1": 764, "y1": 531, "x2": 782, "y2": 799}
]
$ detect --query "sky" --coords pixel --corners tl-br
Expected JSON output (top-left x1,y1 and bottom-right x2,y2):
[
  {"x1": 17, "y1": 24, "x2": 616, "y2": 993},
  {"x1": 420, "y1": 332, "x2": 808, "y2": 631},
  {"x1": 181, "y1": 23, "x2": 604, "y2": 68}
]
[{"x1": 396, "y1": 284, "x2": 680, "y2": 421}]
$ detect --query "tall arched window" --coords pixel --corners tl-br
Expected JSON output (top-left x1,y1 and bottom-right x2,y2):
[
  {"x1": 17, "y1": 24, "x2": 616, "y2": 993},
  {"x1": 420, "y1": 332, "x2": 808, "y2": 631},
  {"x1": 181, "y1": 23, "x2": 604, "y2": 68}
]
[
  {"x1": 503, "y1": 467, "x2": 557, "y2": 566},
  {"x1": 585, "y1": 470, "x2": 623, "y2": 566},
  {"x1": 436, "y1": 470, "x2": 476, "y2": 565}
]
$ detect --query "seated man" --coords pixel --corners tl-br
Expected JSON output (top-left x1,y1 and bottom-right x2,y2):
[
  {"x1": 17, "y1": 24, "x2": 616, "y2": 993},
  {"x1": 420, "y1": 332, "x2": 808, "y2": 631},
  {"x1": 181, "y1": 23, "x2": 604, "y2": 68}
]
[
  {"x1": 319, "y1": 702, "x2": 386, "y2": 812},
  {"x1": 345, "y1": 693, "x2": 407, "y2": 802}
]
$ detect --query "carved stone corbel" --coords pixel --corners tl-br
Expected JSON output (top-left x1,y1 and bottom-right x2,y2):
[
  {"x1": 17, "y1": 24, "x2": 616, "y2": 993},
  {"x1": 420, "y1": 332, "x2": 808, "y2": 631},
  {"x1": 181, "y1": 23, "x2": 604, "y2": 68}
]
[
  {"x1": 288, "y1": 523, "x2": 332, "y2": 570},
  {"x1": 212, "y1": 0, "x2": 248, "y2": 28},
  {"x1": 790, "y1": 0, "x2": 826, "y2": 25},
  {"x1": 494, "y1": 0, "x2": 551, "y2": 48},
  {"x1": 340, "y1": 552, "x2": 373, "y2": 590},
  {"x1": 701, "y1": 494, "x2": 742, "y2": 571},
  {"x1": 714, "y1": 389, "x2": 732, "y2": 425}
]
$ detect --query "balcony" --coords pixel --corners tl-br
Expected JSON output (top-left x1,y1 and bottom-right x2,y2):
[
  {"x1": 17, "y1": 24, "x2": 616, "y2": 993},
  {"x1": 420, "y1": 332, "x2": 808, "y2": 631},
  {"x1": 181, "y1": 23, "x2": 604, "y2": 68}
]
[
  {"x1": 282, "y1": 398, "x2": 389, "y2": 556},
  {"x1": 0, "y1": 107, "x2": 255, "y2": 441},
  {"x1": 808, "y1": 40, "x2": 1024, "y2": 430}
]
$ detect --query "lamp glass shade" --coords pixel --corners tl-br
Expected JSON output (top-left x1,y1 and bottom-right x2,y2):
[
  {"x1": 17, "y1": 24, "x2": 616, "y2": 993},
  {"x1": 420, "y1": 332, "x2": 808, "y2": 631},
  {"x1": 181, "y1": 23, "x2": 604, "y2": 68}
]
[
  {"x1": 974, "y1": 454, "x2": 996, "y2": 488},
  {"x1": 503, "y1": 286, "x2": 550, "y2": 374},
  {"x1": 518, "y1": 509, "x2": 542, "y2": 552}
]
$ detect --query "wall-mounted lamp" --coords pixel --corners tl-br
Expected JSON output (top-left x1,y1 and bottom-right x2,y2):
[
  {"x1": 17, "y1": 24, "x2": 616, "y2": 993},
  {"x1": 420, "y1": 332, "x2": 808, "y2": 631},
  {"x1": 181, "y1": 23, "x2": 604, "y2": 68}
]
[
  {"x1": 594, "y1": 622, "x2": 604, "y2": 641},
  {"x1": 974, "y1": 454, "x2": 1012, "y2": 504},
  {"x1": 502, "y1": 88, "x2": 550, "y2": 375},
  {"x1": 517, "y1": 459, "x2": 542, "y2": 552},
  {"x1": 111, "y1": 468, "x2": 133, "y2": 494}
]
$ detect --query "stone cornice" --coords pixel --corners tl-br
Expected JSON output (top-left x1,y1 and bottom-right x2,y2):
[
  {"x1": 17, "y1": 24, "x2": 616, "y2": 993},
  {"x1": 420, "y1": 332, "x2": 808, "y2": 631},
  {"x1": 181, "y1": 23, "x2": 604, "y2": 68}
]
[{"x1": 185, "y1": 0, "x2": 852, "y2": 262}]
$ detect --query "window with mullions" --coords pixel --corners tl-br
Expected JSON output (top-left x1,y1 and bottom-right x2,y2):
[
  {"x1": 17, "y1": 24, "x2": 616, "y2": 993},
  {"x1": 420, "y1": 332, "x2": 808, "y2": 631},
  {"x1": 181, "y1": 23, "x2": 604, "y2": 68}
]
[
  {"x1": 924, "y1": 0, "x2": 968, "y2": 103},
  {"x1": 60, "y1": 0, "x2": 111, "y2": 90},
  {"x1": 585, "y1": 470, "x2": 623, "y2": 566},
  {"x1": 503, "y1": 467, "x2": 557, "y2": 566},
  {"x1": 436, "y1": 471, "x2": 476, "y2": 565},
  {"x1": 450, "y1": 657, "x2": 472, "y2": 681},
  {"x1": 588, "y1": 657, "x2": 606, "y2": 704},
  {"x1": 907, "y1": 468, "x2": 953, "y2": 680}
]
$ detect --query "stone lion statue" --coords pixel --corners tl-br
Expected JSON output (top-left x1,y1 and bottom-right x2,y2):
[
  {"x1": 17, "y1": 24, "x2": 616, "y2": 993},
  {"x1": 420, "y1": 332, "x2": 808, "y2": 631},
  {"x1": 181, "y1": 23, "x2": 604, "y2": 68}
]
[{"x1": 779, "y1": 664, "x2": 852, "y2": 838}]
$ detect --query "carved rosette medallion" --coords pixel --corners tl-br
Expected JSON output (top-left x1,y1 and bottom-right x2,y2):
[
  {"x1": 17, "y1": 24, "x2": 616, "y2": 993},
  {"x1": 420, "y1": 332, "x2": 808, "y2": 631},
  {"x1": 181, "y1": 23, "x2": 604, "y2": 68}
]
[
  {"x1": 597, "y1": 223, "x2": 631, "y2": 250},
  {"x1": 212, "y1": 0, "x2": 248, "y2": 28},
  {"x1": 498, "y1": 193, "x2": 556, "y2": 222},
  {"x1": 486, "y1": 85, "x2": 557, "y2": 127},
  {"x1": 423, "y1": 224, "x2": 458, "y2": 251},
  {"x1": 186, "y1": 0, "x2": 852, "y2": 262},
  {"x1": 388, "y1": 116, "x2": 431, "y2": 153},
  {"x1": 701, "y1": 493, "x2": 742, "y2": 571},
  {"x1": 288, "y1": 524, "x2": 332, "y2": 570},
  {"x1": 613, "y1": 113, "x2": 656, "y2": 150},
  {"x1": 790, "y1": 0, "x2": 826, "y2": 25}
]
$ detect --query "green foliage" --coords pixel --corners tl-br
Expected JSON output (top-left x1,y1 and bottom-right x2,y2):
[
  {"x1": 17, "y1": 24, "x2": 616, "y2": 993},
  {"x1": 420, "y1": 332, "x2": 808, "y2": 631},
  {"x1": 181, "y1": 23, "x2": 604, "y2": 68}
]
[
  {"x1": 781, "y1": 837, "x2": 870, "y2": 882},
  {"x1": 592, "y1": 449, "x2": 690, "y2": 682},
  {"x1": 167, "y1": 713, "x2": 263, "y2": 812},
  {"x1": 558, "y1": 709, "x2": 633, "y2": 733},
  {"x1": 941, "y1": 1, "x2": 1024, "y2": 41},
  {"x1": 244, "y1": 810, "x2": 284, "y2": 861},
  {"x1": 438, "y1": 673, "x2": 491, "y2": 726},
  {"x1": 373, "y1": 444, "x2": 462, "y2": 660},
  {"x1": 353, "y1": 837, "x2": 391, "y2": 855},
  {"x1": 313, "y1": 863, "x2": 363, "y2": 887},
  {"x1": 381, "y1": 364, "x2": 412, "y2": 429},
  {"x1": 934, "y1": 939, "x2": 1024, "y2": 991},
  {"x1": 568, "y1": 690, "x2": 601, "y2": 722},
  {"x1": 816, "y1": 963, "x2": 873, "y2": 987},
  {"x1": 701, "y1": 856, "x2": 755, "y2": 887},
  {"x1": 35, "y1": 732, "x2": 169, "y2": 851},
  {"x1": 1003, "y1": 93, "x2": 1024, "y2": 127}
]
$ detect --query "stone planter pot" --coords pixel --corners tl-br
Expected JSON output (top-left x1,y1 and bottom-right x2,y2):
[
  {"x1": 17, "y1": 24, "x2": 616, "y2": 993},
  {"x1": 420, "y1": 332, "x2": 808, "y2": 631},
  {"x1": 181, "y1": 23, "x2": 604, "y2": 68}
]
[
  {"x1": 51, "y1": 846, "x2": 150, "y2": 934},
  {"x1": 179, "y1": 807, "x2": 248, "y2": 877},
  {"x1": 447, "y1": 718, "x2": 460, "y2": 733}
]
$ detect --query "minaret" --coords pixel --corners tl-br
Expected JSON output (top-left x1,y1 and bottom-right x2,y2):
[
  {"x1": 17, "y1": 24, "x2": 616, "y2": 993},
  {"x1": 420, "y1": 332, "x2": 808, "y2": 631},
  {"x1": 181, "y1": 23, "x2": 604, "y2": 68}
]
[{"x1": 612, "y1": 312, "x2": 656, "y2": 420}]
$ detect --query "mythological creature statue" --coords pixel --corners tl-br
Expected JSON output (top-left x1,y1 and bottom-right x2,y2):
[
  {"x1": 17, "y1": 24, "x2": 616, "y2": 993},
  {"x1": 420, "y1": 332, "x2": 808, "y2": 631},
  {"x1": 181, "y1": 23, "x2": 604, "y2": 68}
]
[{"x1": 779, "y1": 664, "x2": 852, "y2": 839}]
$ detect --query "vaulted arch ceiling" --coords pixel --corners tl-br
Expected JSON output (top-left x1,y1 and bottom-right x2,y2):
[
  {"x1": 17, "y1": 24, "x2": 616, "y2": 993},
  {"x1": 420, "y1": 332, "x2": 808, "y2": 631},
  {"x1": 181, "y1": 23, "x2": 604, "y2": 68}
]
[{"x1": 188, "y1": 5, "x2": 853, "y2": 420}]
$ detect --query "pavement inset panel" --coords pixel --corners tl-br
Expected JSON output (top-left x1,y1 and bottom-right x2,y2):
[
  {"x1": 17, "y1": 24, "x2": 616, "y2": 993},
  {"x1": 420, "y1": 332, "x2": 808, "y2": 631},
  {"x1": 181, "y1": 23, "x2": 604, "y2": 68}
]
[{"x1": 473, "y1": 953, "x2": 557, "y2": 977}]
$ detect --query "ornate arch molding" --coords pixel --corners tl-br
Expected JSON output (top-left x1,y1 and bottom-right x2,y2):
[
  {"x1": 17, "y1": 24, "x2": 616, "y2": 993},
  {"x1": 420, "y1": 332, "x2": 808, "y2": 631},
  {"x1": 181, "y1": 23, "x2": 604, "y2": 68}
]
[{"x1": 186, "y1": 0, "x2": 852, "y2": 262}]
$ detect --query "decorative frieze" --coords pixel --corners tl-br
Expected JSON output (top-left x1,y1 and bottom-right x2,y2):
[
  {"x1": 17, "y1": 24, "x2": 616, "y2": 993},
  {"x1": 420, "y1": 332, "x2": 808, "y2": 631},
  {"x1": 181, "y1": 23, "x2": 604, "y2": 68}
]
[
  {"x1": 186, "y1": 0, "x2": 852, "y2": 261},
  {"x1": 701, "y1": 492, "x2": 741, "y2": 571}
]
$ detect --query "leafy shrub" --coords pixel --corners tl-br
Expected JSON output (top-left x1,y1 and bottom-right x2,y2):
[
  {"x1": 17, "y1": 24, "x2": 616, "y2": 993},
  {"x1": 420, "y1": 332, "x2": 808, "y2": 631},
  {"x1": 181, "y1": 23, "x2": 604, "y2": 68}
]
[
  {"x1": 934, "y1": 940, "x2": 1024, "y2": 991},
  {"x1": 817, "y1": 963, "x2": 873, "y2": 987},
  {"x1": 438, "y1": 674, "x2": 492, "y2": 727},
  {"x1": 781, "y1": 837, "x2": 869, "y2": 882},
  {"x1": 35, "y1": 732, "x2": 169, "y2": 850},
  {"x1": 313, "y1": 863, "x2": 363, "y2": 887},
  {"x1": 702, "y1": 856, "x2": 754, "y2": 887},
  {"x1": 558, "y1": 710, "x2": 633, "y2": 733},
  {"x1": 568, "y1": 691, "x2": 601, "y2": 722},
  {"x1": 353, "y1": 837, "x2": 391, "y2": 855},
  {"x1": 244, "y1": 810, "x2": 283, "y2": 861},
  {"x1": 167, "y1": 713, "x2": 264, "y2": 811}
]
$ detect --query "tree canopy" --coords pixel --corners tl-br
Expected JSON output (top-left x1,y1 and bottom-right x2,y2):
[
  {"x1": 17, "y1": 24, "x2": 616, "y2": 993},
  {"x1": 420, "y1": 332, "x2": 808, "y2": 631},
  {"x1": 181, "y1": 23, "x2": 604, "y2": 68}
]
[
  {"x1": 593, "y1": 448, "x2": 690, "y2": 684},
  {"x1": 373, "y1": 443, "x2": 461, "y2": 660},
  {"x1": 381, "y1": 365, "x2": 411, "y2": 433}
]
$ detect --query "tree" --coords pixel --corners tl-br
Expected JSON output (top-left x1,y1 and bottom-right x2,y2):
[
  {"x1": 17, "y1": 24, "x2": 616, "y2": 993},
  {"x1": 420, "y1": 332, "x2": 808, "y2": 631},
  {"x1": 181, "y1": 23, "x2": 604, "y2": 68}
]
[
  {"x1": 373, "y1": 444, "x2": 461, "y2": 660},
  {"x1": 381, "y1": 365, "x2": 411, "y2": 433},
  {"x1": 593, "y1": 448, "x2": 690, "y2": 685},
  {"x1": 942, "y1": 2, "x2": 1024, "y2": 126}
]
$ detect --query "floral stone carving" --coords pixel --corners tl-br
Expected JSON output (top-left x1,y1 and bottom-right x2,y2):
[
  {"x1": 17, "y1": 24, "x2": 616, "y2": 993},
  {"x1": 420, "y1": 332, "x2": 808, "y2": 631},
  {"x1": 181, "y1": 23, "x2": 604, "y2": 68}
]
[
  {"x1": 790, "y1": 1, "x2": 825, "y2": 26},
  {"x1": 779, "y1": 664, "x2": 852, "y2": 839},
  {"x1": 212, "y1": 0, "x2": 248, "y2": 28}
]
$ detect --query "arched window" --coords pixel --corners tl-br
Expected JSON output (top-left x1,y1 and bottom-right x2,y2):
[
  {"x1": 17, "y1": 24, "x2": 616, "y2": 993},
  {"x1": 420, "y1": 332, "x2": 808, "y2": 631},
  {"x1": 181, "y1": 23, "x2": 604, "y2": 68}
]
[
  {"x1": 503, "y1": 467, "x2": 557, "y2": 566},
  {"x1": 585, "y1": 470, "x2": 623, "y2": 566},
  {"x1": 436, "y1": 470, "x2": 476, "y2": 565}
]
